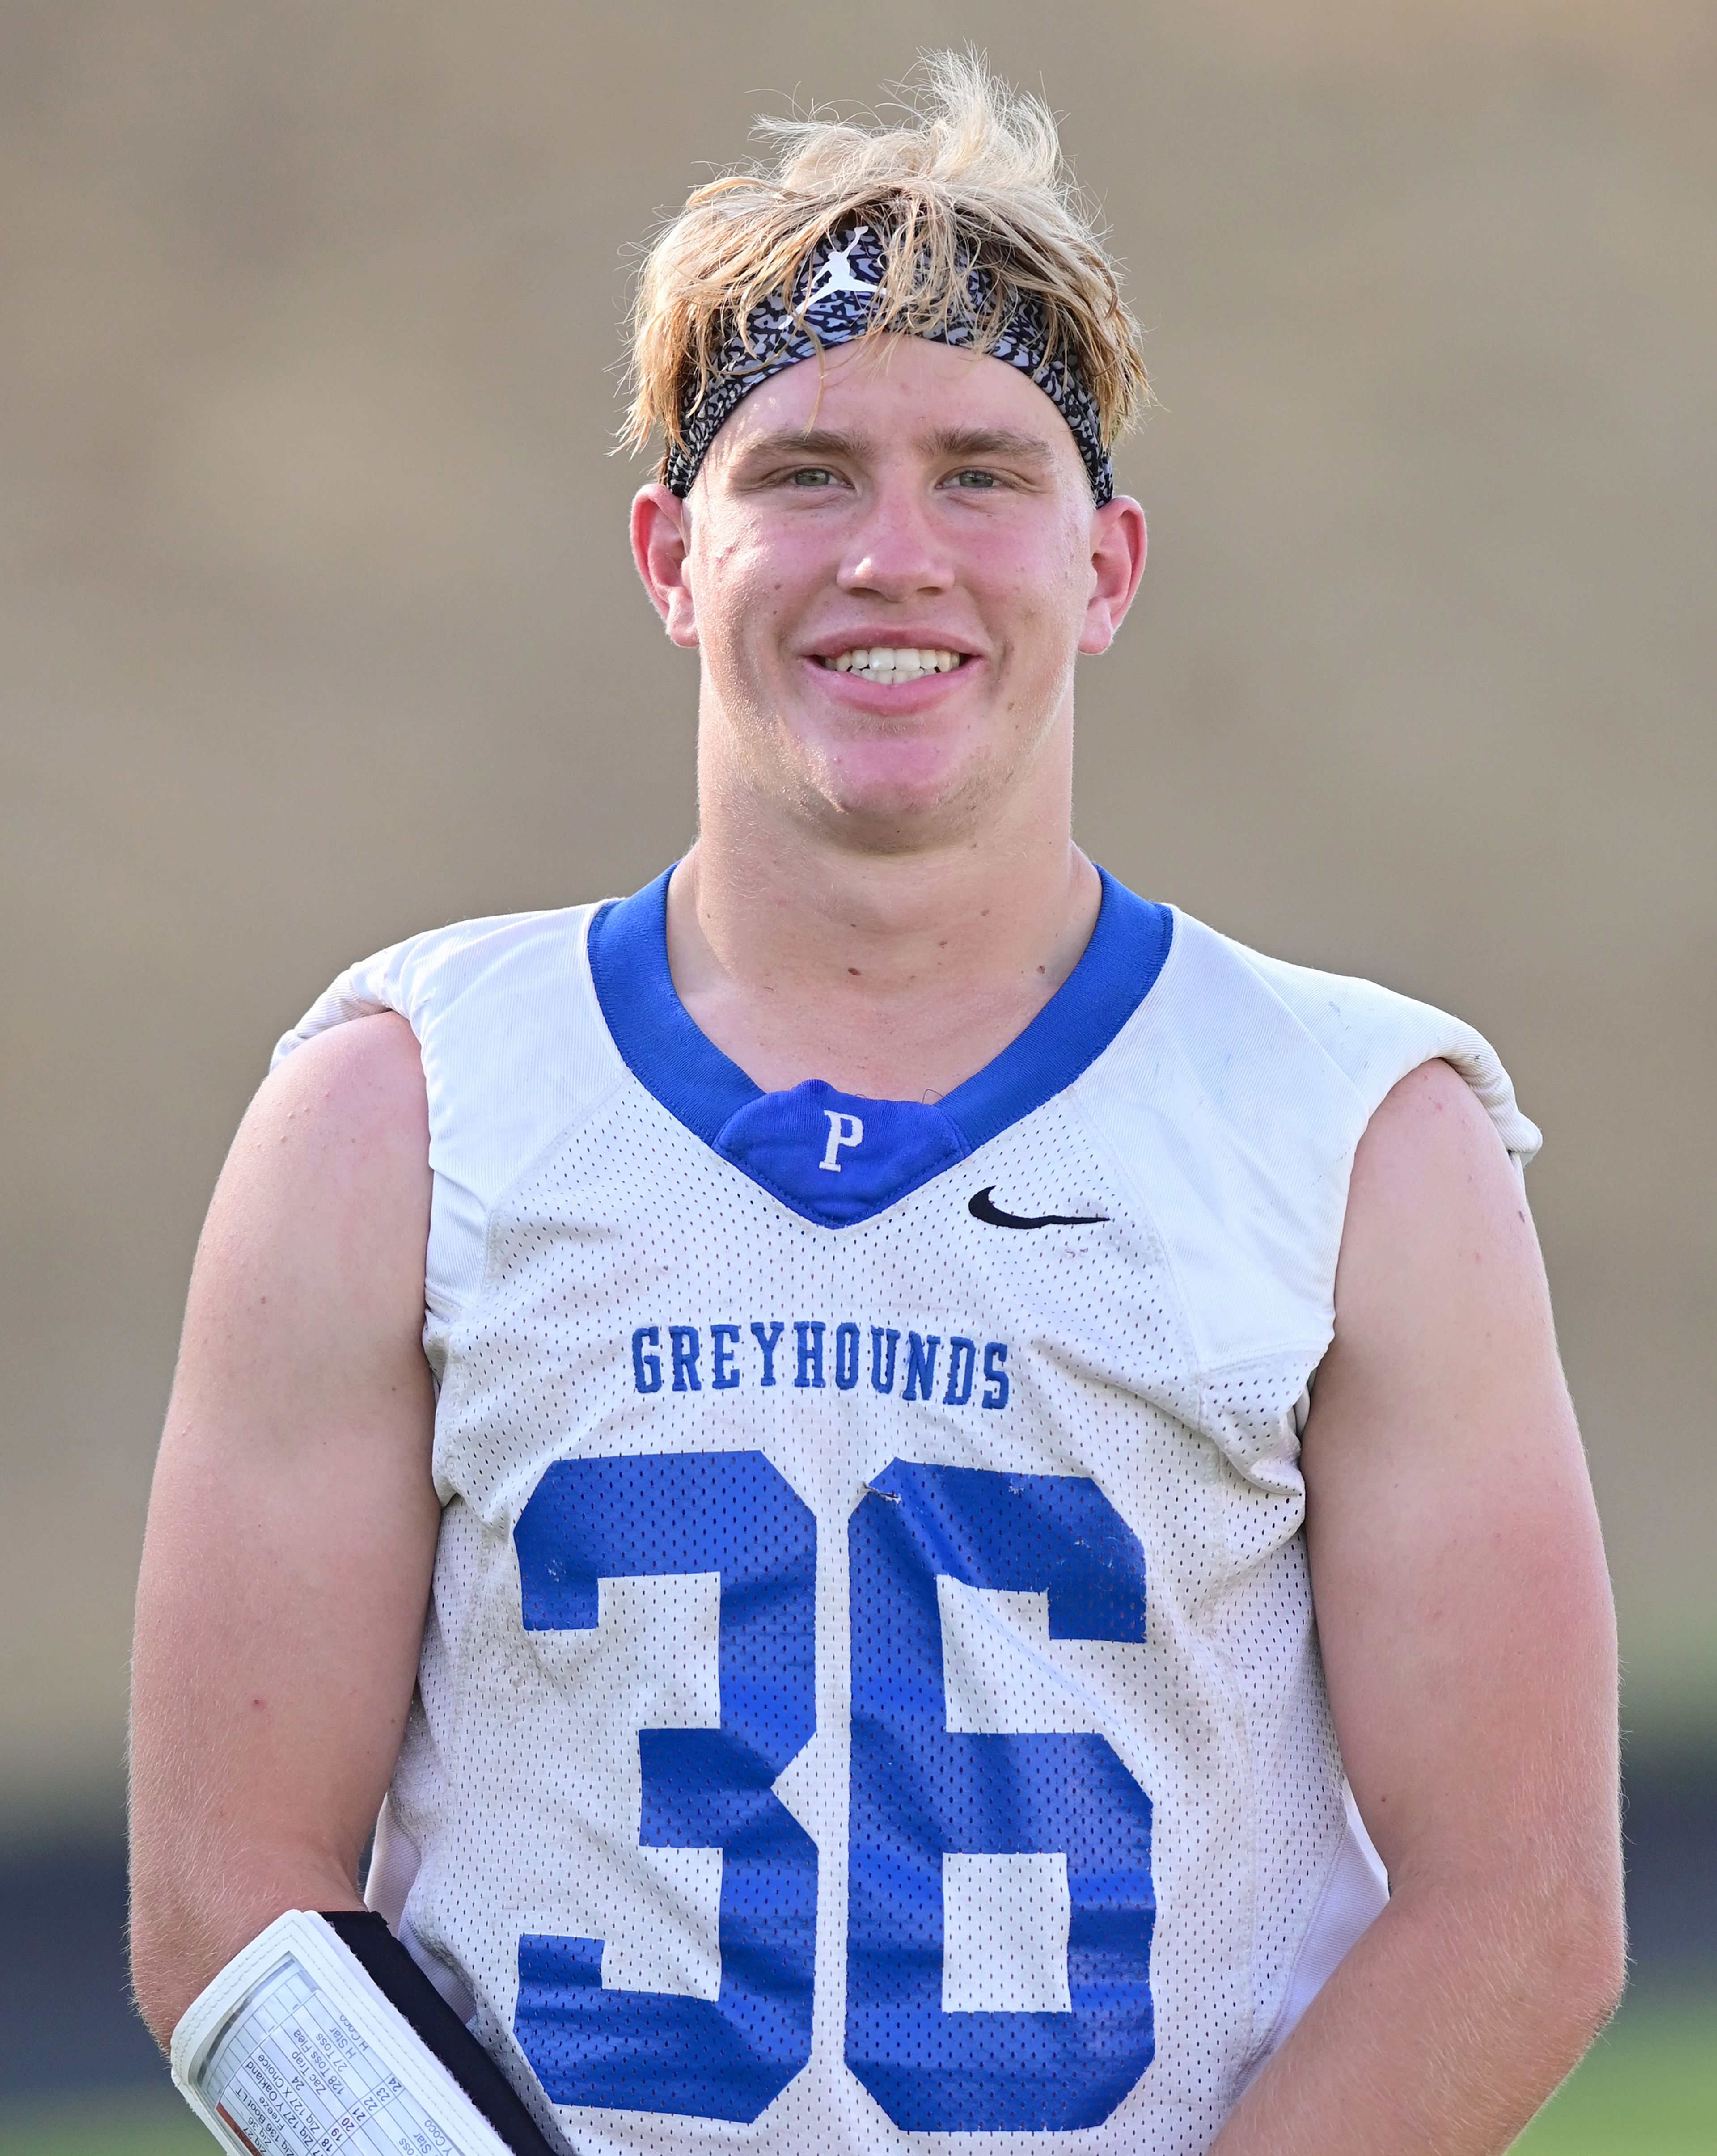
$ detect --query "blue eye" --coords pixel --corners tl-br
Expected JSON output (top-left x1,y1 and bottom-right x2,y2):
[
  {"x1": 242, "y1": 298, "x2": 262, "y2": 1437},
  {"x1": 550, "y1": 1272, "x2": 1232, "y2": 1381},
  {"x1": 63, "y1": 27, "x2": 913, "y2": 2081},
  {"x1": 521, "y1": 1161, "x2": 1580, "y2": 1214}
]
[
  {"x1": 948, "y1": 469, "x2": 1000, "y2": 489},
  {"x1": 788, "y1": 468, "x2": 837, "y2": 487}
]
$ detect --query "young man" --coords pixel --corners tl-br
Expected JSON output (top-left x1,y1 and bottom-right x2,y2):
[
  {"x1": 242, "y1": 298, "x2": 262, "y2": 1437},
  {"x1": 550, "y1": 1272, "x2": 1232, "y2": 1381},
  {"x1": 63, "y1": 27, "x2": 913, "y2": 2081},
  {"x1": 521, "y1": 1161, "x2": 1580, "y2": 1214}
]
[{"x1": 131, "y1": 57, "x2": 1622, "y2": 2156}]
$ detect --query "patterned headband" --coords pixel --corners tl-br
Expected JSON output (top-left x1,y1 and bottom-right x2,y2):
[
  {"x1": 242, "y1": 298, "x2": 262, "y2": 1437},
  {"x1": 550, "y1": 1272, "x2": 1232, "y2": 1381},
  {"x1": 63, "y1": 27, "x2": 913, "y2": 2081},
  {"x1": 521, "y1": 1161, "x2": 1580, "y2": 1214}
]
[{"x1": 663, "y1": 224, "x2": 1113, "y2": 505}]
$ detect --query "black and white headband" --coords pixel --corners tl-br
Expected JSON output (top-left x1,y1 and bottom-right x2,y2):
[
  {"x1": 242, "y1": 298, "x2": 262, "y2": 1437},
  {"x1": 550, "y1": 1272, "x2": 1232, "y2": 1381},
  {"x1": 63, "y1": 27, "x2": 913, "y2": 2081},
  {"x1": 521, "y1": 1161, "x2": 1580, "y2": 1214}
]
[{"x1": 663, "y1": 224, "x2": 1113, "y2": 505}]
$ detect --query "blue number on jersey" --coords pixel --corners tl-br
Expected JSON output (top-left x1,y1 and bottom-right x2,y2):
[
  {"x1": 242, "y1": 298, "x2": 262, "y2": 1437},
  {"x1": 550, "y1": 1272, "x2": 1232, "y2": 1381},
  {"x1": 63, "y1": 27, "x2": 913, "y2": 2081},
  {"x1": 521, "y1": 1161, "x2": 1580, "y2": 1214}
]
[
  {"x1": 512, "y1": 1452, "x2": 817, "y2": 2122},
  {"x1": 847, "y1": 1462, "x2": 1155, "y2": 2131}
]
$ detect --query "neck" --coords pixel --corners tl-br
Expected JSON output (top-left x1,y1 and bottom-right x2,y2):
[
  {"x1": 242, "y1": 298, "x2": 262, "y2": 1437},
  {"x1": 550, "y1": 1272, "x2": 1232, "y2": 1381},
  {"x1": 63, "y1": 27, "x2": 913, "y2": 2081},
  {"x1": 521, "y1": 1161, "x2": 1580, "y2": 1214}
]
[{"x1": 664, "y1": 714, "x2": 1100, "y2": 1101}]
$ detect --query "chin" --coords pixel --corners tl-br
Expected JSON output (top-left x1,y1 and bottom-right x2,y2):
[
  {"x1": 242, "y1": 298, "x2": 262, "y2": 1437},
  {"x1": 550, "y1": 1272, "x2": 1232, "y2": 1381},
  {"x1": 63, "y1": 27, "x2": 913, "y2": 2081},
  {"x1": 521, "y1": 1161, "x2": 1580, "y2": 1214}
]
[
  {"x1": 805, "y1": 756, "x2": 997, "y2": 844},
  {"x1": 803, "y1": 719, "x2": 978, "y2": 792}
]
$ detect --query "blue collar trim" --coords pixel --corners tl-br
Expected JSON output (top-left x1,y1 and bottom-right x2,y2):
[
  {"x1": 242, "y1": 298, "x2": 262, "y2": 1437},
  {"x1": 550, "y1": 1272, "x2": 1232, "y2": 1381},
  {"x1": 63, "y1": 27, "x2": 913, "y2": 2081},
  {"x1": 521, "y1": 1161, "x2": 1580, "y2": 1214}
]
[
  {"x1": 587, "y1": 865, "x2": 1172, "y2": 1227},
  {"x1": 587, "y1": 867, "x2": 757, "y2": 1147}
]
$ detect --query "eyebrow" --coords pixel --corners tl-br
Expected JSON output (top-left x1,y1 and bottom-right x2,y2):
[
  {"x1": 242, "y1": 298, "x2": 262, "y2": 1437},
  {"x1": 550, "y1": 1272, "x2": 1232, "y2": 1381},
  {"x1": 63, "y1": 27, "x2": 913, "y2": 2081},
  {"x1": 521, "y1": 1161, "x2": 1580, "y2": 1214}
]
[
  {"x1": 734, "y1": 424, "x2": 1057, "y2": 467},
  {"x1": 923, "y1": 426, "x2": 1057, "y2": 464}
]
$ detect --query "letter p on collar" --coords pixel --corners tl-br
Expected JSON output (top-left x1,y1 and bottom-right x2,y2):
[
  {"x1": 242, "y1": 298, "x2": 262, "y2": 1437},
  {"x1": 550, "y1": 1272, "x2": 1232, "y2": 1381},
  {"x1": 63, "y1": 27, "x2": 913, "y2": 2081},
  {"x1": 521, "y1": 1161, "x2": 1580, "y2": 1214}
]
[{"x1": 819, "y1": 1110, "x2": 865, "y2": 1173}]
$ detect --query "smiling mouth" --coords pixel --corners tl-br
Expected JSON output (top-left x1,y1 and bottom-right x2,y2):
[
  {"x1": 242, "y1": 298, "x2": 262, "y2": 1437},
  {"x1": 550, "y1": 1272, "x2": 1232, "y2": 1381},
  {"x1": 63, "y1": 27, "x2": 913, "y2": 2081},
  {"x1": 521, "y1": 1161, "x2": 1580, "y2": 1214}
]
[{"x1": 816, "y1": 646, "x2": 967, "y2": 684}]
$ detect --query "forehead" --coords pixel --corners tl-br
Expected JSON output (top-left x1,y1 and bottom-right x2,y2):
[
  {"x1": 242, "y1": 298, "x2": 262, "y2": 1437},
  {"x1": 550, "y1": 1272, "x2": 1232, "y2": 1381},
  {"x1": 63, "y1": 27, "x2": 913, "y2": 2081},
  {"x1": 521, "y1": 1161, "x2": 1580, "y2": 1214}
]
[{"x1": 706, "y1": 337, "x2": 1078, "y2": 472}]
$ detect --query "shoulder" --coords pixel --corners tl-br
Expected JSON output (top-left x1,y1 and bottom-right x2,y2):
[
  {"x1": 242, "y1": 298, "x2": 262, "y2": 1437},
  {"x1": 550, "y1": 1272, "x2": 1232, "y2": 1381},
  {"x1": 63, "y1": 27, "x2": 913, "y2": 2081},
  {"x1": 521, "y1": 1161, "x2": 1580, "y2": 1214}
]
[
  {"x1": 176, "y1": 1011, "x2": 436, "y2": 1418},
  {"x1": 270, "y1": 906, "x2": 598, "y2": 1075},
  {"x1": 1070, "y1": 901, "x2": 1542, "y2": 1415},
  {"x1": 262, "y1": 1005, "x2": 428, "y2": 1153},
  {"x1": 1354, "y1": 1052, "x2": 1518, "y2": 1199},
  {"x1": 264, "y1": 902, "x2": 626, "y2": 1330},
  {"x1": 228, "y1": 1012, "x2": 430, "y2": 1261},
  {"x1": 1337, "y1": 1055, "x2": 1540, "y2": 1342},
  {"x1": 1146, "y1": 911, "x2": 1541, "y2": 1168}
]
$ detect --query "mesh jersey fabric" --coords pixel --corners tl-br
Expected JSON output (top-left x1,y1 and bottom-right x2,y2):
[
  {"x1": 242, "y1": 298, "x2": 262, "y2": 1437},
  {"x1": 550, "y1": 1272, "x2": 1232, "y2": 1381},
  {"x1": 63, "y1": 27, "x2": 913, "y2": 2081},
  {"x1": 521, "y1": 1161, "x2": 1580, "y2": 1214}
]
[{"x1": 272, "y1": 872, "x2": 1539, "y2": 2156}]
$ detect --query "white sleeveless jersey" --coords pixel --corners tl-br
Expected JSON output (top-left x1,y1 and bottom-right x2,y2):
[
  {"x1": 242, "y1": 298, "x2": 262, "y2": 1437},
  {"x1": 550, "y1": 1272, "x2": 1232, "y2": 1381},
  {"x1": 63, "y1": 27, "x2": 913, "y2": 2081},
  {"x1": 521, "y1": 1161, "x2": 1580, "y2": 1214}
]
[{"x1": 274, "y1": 869, "x2": 1538, "y2": 2156}]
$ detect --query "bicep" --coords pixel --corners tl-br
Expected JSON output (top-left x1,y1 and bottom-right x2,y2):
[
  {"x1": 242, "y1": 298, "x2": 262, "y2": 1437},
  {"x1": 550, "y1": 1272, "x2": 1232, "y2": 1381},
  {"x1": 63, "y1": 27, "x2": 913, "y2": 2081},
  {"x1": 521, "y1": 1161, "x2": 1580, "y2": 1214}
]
[
  {"x1": 130, "y1": 1013, "x2": 440, "y2": 2035},
  {"x1": 1303, "y1": 1059, "x2": 1618, "y2": 1908}
]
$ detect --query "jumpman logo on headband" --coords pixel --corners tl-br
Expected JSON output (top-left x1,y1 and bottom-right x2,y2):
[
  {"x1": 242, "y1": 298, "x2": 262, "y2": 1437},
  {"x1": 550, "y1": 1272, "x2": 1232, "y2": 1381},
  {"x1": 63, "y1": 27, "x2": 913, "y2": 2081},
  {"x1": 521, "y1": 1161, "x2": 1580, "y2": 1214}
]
[{"x1": 805, "y1": 228, "x2": 879, "y2": 307}]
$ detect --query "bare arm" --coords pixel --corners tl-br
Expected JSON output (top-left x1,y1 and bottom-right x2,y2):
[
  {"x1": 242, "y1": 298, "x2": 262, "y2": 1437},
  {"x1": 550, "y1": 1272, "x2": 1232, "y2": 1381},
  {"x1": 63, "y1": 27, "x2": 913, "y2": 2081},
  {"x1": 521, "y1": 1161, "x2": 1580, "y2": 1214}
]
[
  {"x1": 129, "y1": 1013, "x2": 439, "y2": 2046},
  {"x1": 1212, "y1": 1059, "x2": 1624, "y2": 2154}
]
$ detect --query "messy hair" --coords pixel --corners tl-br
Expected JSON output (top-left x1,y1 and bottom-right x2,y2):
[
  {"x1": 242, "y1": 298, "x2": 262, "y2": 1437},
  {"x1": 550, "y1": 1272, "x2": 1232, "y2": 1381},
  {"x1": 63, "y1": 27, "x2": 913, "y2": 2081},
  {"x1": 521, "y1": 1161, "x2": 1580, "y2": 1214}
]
[{"x1": 622, "y1": 52, "x2": 1150, "y2": 476}]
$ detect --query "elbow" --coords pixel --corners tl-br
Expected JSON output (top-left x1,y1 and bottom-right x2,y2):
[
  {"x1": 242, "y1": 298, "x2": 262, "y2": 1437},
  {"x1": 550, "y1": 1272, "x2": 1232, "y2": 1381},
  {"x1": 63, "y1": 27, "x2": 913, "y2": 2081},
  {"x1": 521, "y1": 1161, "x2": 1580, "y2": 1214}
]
[
  {"x1": 128, "y1": 1895, "x2": 186, "y2": 2054},
  {"x1": 1400, "y1": 1848, "x2": 1627, "y2": 2068},
  {"x1": 128, "y1": 1776, "x2": 211, "y2": 2050},
  {"x1": 1531, "y1": 1866, "x2": 1628, "y2": 2055},
  {"x1": 1568, "y1": 1895, "x2": 1628, "y2": 2034},
  {"x1": 128, "y1": 1814, "x2": 241, "y2": 2049}
]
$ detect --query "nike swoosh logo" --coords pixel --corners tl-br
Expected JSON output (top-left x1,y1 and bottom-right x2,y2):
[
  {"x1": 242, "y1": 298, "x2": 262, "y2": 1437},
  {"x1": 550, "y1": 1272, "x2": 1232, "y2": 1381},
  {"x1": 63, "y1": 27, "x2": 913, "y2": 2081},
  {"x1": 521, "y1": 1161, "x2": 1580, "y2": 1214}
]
[{"x1": 968, "y1": 1186, "x2": 1110, "y2": 1230}]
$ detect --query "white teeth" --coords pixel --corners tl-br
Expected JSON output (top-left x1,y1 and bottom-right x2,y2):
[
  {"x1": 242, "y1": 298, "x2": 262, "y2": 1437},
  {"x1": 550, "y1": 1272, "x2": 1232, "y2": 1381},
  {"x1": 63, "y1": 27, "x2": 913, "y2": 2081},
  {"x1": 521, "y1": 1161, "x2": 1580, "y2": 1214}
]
[{"x1": 826, "y1": 647, "x2": 963, "y2": 681}]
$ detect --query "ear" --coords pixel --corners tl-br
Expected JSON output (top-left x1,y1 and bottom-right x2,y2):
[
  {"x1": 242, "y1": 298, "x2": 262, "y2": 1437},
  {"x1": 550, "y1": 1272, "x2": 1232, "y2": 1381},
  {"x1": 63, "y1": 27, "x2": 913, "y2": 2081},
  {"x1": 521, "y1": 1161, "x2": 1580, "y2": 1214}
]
[
  {"x1": 1078, "y1": 495, "x2": 1148, "y2": 655},
  {"x1": 631, "y1": 484, "x2": 700, "y2": 647}
]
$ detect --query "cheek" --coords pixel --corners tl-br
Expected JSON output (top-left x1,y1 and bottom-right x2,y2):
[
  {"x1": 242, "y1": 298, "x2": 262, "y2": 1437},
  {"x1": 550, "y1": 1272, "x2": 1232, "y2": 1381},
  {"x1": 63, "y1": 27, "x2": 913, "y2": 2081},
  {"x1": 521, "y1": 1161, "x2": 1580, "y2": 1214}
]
[
  {"x1": 697, "y1": 527, "x2": 806, "y2": 646},
  {"x1": 983, "y1": 529, "x2": 1090, "y2": 645},
  {"x1": 968, "y1": 498, "x2": 1087, "y2": 592},
  {"x1": 690, "y1": 547, "x2": 764, "y2": 658}
]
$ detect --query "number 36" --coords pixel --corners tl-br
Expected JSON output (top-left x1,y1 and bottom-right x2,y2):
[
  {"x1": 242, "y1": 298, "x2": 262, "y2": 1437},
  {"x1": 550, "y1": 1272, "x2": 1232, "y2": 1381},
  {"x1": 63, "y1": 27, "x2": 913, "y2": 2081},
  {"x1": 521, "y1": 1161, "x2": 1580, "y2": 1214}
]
[{"x1": 511, "y1": 1452, "x2": 1155, "y2": 2132}]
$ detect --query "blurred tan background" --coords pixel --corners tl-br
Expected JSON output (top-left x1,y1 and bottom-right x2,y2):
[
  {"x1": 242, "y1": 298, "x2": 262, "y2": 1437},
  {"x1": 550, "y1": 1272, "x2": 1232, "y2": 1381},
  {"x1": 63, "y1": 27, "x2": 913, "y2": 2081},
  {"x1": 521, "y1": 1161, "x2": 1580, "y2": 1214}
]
[{"x1": 2, "y1": 0, "x2": 1713, "y2": 1861}]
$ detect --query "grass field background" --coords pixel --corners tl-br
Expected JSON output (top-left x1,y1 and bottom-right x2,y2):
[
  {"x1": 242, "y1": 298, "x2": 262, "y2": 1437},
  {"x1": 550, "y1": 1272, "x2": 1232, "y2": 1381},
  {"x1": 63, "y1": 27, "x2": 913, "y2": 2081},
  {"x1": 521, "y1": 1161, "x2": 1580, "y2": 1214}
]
[{"x1": 5, "y1": 1985, "x2": 1710, "y2": 2156}]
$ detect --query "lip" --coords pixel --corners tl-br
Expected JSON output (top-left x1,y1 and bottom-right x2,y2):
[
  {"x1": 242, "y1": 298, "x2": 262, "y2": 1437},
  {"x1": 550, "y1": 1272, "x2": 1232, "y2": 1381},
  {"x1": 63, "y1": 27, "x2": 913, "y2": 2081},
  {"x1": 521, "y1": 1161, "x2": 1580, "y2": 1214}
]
[
  {"x1": 799, "y1": 630, "x2": 981, "y2": 666},
  {"x1": 796, "y1": 651, "x2": 982, "y2": 710}
]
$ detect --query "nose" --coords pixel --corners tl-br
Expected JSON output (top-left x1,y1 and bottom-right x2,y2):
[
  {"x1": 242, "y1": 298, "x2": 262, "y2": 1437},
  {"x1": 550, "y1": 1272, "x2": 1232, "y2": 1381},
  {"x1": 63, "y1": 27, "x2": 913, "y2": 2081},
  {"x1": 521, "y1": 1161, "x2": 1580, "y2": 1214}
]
[{"x1": 836, "y1": 472, "x2": 954, "y2": 601}]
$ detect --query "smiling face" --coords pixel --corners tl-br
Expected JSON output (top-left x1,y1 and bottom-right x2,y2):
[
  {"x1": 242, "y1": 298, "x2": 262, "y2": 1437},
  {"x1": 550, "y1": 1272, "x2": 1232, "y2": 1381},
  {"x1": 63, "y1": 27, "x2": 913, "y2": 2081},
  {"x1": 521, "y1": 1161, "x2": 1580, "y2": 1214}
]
[{"x1": 632, "y1": 337, "x2": 1146, "y2": 857}]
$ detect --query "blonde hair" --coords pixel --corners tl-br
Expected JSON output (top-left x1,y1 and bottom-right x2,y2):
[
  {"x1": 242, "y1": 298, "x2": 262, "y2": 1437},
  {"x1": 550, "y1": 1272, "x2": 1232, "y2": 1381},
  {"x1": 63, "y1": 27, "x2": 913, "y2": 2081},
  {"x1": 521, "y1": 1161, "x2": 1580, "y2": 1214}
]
[{"x1": 622, "y1": 53, "x2": 1150, "y2": 475}]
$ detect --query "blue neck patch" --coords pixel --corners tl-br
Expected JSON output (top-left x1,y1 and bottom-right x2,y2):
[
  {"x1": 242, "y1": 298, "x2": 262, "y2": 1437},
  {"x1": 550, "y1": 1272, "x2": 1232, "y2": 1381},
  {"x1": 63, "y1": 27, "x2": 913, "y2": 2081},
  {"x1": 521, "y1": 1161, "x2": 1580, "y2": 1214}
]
[{"x1": 587, "y1": 867, "x2": 1173, "y2": 1229}]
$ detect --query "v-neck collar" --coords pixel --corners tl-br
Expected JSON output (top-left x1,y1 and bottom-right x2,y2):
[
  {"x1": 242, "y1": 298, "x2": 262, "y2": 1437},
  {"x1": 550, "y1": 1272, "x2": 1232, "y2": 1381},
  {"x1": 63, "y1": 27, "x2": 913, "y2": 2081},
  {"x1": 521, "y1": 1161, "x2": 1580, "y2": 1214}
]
[{"x1": 586, "y1": 865, "x2": 1172, "y2": 1227}]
